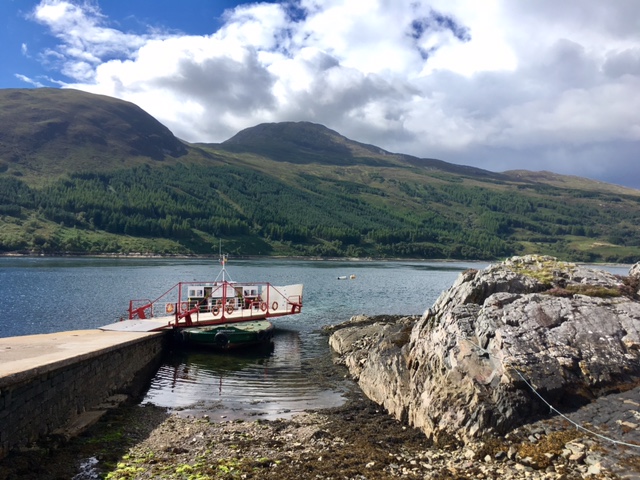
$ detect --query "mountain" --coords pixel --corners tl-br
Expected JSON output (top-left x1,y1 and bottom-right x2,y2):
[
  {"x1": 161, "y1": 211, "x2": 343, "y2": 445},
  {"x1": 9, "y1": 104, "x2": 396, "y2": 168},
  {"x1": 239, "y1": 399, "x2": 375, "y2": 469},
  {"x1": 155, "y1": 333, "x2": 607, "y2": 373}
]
[
  {"x1": 0, "y1": 88, "x2": 187, "y2": 180},
  {"x1": 219, "y1": 121, "x2": 392, "y2": 166},
  {"x1": 218, "y1": 121, "x2": 509, "y2": 180},
  {"x1": 1, "y1": 88, "x2": 639, "y2": 263}
]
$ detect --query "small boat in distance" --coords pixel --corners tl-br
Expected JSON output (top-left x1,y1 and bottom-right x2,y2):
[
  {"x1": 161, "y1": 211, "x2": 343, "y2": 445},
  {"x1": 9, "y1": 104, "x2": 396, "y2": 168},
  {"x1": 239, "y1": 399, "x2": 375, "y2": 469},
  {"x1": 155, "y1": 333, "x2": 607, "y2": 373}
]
[{"x1": 100, "y1": 254, "x2": 303, "y2": 333}]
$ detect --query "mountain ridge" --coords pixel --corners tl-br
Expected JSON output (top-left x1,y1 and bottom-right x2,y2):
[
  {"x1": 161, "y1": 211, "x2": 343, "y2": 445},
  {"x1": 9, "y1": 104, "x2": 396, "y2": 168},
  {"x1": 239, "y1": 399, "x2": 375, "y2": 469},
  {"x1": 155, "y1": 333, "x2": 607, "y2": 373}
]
[
  {"x1": 215, "y1": 120, "x2": 511, "y2": 181},
  {"x1": 0, "y1": 88, "x2": 637, "y2": 196}
]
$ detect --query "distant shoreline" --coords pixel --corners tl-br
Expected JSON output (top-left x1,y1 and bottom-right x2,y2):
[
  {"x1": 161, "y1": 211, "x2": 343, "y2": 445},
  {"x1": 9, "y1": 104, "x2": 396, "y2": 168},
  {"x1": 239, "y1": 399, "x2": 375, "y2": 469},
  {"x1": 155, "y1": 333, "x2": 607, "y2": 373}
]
[
  {"x1": 0, "y1": 251, "x2": 467, "y2": 262},
  {"x1": 0, "y1": 251, "x2": 633, "y2": 268}
]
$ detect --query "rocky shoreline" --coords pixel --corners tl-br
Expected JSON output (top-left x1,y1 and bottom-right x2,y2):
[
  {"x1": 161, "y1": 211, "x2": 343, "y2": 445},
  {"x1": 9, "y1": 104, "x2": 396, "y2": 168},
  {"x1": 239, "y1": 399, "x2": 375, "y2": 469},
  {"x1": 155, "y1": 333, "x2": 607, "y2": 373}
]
[
  {"x1": 324, "y1": 256, "x2": 640, "y2": 478},
  {"x1": 1, "y1": 341, "x2": 638, "y2": 479},
  {"x1": 328, "y1": 257, "x2": 640, "y2": 443},
  {"x1": 1, "y1": 375, "x2": 638, "y2": 479}
]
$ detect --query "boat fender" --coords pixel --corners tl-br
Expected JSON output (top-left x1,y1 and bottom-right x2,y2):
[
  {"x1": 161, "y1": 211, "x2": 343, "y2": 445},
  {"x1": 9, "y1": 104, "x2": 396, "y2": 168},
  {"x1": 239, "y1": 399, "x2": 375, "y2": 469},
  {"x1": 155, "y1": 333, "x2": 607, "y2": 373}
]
[
  {"x1": 260, "y1": 302, "x2": 267, "y2": 312},
  {"x1": 271, "y1": 301, "x2": 278, "y2": 310},
  {"x1": 226, "y1": 304, "x2": 234, "y2": 314},
  {"x1": 257, "y1": 329, "x2": 267, "y2": 342},
  {"x1": 214, "y1": 331, "x2": 229, "y2": 346},
  {"x1": 166, "y1": 303, "x2": 175, "y2": 314}
]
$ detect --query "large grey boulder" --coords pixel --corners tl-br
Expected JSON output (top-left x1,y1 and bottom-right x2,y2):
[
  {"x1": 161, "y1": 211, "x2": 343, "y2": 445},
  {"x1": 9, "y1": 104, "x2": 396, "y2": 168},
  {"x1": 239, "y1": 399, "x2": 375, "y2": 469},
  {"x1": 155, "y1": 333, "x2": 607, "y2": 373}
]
[{"x1": 329, "y1": 256, "x2": 640, "y2": 443}]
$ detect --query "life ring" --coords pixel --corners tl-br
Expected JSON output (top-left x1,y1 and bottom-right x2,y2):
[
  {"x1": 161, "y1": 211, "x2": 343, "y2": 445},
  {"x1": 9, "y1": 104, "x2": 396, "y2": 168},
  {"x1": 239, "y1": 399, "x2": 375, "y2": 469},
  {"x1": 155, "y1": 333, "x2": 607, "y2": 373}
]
[
  {"x1": 271, "y1": 301, "x2": 278, "y2": 310},
  {"x1": 226, "y1": 304, "x2": 234, "y2": 314},
  {"x1": 214, "y1": 331, "x2": 229, "y2": 347},
  {"x1": 165, "y1": 303, "x2": 175, "y2": 314},
  {"x1": 212, "y1": 306, "x2": 220, "y2": 316},
  {"x1": 260, "y1": 302, "x2": 267, "y2": 312},
  {"x1": 180, "y1": 302, "x2": 188, "y2": 313}
]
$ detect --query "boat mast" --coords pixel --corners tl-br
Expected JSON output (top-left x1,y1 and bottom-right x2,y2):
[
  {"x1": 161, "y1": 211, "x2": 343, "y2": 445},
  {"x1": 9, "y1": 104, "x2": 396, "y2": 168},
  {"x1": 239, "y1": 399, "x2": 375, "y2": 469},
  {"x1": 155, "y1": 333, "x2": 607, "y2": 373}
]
[
  {"x1": 214, "y1": 240, "x2": 232, "y2": 283},
  {"x1": 219, "y1": 253, "x2": 228, "y2": 282}
]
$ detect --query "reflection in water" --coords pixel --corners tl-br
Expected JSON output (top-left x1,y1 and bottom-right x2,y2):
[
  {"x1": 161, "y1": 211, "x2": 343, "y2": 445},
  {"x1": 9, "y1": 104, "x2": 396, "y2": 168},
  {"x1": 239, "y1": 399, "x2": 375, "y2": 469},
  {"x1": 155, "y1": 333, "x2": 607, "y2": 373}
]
[
  {"x1": 138, "y1": 260, "x2": 492, "y2": 419},
  {"x1": 143, "y1": 329, "x2": 347, "y2": 420}
]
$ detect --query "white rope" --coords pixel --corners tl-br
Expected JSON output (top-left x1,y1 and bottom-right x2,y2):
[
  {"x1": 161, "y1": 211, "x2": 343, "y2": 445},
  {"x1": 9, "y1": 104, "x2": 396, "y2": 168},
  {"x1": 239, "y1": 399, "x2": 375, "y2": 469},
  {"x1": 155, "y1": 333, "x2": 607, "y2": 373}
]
[{"x1": 455, "y1": 334, "x2": 640, "y2": 449}]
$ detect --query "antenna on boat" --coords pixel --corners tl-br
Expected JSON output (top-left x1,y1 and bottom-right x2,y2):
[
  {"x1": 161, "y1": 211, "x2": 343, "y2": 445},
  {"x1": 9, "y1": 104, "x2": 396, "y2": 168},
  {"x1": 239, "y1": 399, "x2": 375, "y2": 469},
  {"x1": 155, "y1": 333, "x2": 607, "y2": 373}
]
[{"x1": 215, "y1": 240, "x2": 232, "y2": 282}]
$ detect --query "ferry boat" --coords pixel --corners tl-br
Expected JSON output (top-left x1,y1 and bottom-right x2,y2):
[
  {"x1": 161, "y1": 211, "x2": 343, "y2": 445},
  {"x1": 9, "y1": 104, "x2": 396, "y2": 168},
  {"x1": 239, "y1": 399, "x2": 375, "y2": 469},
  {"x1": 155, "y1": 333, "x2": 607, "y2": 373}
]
[{"x1": 100, "y1": 255, "x2": 303, "y2": 334}]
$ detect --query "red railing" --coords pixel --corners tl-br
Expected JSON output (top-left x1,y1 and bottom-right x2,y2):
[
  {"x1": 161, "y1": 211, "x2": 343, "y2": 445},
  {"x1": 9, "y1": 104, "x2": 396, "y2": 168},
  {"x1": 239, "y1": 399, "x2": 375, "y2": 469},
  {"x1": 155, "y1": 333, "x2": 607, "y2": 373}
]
[{"x1": 128, "y1": 281, "x2": 303, "y2": 323}]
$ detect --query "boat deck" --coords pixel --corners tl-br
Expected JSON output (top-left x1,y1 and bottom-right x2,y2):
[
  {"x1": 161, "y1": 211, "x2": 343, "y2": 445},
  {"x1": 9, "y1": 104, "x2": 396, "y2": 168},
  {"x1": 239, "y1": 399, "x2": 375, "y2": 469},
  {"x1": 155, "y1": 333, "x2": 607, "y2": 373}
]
[{"x1": 104, "y1": 310, "x2": 282, "y2": 332}]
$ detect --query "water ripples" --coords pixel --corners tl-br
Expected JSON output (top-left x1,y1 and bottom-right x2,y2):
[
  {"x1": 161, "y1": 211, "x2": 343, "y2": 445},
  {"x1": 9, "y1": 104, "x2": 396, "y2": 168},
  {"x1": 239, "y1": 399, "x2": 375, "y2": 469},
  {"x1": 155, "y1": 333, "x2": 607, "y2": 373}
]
[{"x1": 144, "y1": 329, "x2": 346, "y2": 419}]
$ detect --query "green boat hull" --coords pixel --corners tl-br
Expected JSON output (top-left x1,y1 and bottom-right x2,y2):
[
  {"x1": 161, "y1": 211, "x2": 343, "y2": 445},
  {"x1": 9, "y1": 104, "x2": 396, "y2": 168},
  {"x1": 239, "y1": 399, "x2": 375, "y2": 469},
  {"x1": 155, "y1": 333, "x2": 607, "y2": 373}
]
[{"x1": 178, "y1": 320, "x2": 274, "y2": 349}]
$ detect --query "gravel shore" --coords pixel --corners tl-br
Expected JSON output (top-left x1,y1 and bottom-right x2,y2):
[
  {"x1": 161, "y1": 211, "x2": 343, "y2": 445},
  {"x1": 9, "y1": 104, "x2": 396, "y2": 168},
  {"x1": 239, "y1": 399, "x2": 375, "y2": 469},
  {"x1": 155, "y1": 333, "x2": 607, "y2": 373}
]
[{"x1": 1, "y1": 380, "x2": 639, "y2": 479}]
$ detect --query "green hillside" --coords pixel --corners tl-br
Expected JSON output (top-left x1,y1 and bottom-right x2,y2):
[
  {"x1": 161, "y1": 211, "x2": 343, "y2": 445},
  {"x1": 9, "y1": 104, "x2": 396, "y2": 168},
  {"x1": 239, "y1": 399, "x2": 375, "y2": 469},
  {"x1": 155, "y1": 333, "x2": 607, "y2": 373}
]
[{"x1": 1, "y1": 88, "x2": 639, "y2": 263}]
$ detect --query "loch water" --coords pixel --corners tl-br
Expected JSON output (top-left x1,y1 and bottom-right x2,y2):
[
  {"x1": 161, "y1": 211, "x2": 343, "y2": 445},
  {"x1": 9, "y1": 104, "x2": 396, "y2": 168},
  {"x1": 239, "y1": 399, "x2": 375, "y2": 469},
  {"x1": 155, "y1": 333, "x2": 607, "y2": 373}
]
[{"x1": 0, "y1": 257, "x2": 629, "y2": 419}]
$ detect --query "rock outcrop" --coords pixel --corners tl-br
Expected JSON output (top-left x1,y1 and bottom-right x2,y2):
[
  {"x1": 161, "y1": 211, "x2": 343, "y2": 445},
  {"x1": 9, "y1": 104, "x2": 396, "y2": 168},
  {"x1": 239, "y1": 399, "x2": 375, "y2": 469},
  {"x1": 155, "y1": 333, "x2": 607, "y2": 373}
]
[
  {"x1": 329, "y1": 256, "x2": 640, "y2": 443},
  {"x1": 630, "y1": 262, "x2": 640, "y2": 283}
]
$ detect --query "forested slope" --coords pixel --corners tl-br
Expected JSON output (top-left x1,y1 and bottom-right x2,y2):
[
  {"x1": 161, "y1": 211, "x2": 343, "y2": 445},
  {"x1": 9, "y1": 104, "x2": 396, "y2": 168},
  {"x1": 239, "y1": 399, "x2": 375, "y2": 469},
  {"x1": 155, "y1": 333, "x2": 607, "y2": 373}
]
[{"x1": 1, "y1": 88, "x2": 639, "y2": 262}]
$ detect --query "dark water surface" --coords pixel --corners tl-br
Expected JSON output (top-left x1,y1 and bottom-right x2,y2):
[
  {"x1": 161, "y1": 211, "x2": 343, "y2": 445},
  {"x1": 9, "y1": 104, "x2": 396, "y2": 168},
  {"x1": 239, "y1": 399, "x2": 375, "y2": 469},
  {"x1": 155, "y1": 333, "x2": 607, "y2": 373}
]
[{"x1": 1, "y1": 257, "x2": 629, "y2": 419}]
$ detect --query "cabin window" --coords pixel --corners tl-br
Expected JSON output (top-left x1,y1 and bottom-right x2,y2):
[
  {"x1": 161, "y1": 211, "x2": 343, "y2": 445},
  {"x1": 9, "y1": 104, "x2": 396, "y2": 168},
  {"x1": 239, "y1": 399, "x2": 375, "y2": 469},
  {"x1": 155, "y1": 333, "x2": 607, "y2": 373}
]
[{"x1": 188, "y1": 288, "x2": 205, "y2": 297}]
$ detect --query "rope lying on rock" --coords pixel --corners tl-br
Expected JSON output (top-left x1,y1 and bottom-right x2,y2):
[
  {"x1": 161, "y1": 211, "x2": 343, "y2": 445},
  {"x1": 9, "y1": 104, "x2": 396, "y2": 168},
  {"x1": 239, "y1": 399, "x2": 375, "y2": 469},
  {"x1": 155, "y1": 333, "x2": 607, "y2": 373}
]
[
  {"x1": 509, "y1": 367, "x2": 640, "y2": 449},
  {"x1": 455, "y1": 334, "x2": 640, "y2": 449}
]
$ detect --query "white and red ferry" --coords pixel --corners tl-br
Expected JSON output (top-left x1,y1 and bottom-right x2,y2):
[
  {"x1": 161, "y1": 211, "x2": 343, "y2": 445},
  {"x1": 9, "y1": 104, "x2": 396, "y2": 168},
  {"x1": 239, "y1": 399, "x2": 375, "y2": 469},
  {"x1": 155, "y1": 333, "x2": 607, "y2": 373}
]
[{"x1": 100, "y1": 255, "x2": 303, "y2": 333}]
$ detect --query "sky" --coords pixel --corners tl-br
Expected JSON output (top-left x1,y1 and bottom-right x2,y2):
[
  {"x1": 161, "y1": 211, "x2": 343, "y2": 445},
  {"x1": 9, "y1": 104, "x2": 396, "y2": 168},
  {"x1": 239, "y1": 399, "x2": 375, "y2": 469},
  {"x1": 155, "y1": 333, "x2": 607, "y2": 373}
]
[{"x1": 2, "y1": 1, "x2": 640, "y2": 190}]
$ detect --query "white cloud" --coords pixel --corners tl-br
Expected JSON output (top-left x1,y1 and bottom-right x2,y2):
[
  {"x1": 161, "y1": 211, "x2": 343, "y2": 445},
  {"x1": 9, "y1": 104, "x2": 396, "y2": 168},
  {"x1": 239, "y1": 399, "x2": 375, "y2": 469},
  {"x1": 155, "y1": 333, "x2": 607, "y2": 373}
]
[
  {"x1": 31, "y1": 0, "x2": 149, "y2": 69},
  {"x1": 26, "y1": 0, "x2": 640, "y2": 188},
  {"x1": 14, "y1": 73, "x2": 44, "y2": 88}
]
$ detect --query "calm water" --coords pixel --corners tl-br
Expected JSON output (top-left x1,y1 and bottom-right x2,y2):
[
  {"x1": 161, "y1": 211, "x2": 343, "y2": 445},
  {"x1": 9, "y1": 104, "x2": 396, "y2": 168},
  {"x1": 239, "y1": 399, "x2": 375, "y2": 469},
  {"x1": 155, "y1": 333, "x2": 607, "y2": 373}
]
[{"x1": 0, "y1": 257, "x2": 629, "y2": 419}]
